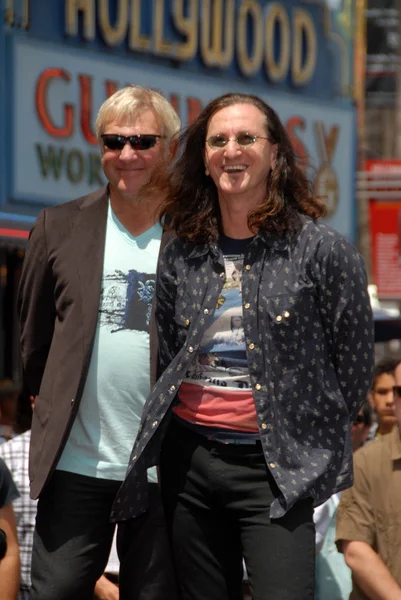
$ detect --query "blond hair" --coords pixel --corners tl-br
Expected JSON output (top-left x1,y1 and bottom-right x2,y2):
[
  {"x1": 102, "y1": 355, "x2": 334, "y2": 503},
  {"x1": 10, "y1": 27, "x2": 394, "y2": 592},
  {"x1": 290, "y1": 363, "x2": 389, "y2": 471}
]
[{"x1": 95, "y1": 85, "x2": 181, "y2": 141}]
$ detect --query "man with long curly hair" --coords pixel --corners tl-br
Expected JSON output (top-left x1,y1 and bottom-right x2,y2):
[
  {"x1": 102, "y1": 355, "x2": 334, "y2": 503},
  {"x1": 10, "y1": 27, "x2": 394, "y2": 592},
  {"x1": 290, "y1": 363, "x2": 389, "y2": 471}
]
[{"x1": 113, "y1": 93, "x2": 375, "y2": 600}]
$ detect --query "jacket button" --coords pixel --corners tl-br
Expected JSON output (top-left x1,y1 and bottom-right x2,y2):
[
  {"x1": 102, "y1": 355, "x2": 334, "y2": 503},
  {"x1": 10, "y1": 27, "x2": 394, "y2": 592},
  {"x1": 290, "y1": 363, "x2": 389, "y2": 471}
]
[
  {"x1": 185, "y1": 319, "x2": 190, "y2": 326},
  {"x1": 204, "y1": 309, "x2": 209, "y2": 315},
  {"x1": 132, "y1": 455, "x2": 137, "y2": 461},
  {"x1": 255, "y1": 383, "x2": 261, "y2": 391},
  {"x1": 244, "y1": 303, "x2": 250, "y2": 309},
  {"x1": 188, "y1": 346, "x2": 194, "y2": 353},
  {"x1": 169, "y1": 385, "x2": 176, "y2": 392},
  {"x1": 248, "y1": 343, "x2": 255, "y2": 350},
  {"x1": 245, "y1": 264, "x2": 251, "y2": 271},
  {"x1": 220, "y1": 272, "x2": 225, "y2": 279},
  {"x1": 283, "y1": 311, "x2": 290, "y2": 318},
  {"x1": 269, "y1": 462, "x2": 276, "y2": 468},
  {"x1": 152, "y1": 421, "x2": 158, "y2": 427},
  {"x1": 276, "y1": 315, "x2": 283, "y2": 322},
  {"x1": 261, "y1": 423, "x2": 267, "y2": 430}
]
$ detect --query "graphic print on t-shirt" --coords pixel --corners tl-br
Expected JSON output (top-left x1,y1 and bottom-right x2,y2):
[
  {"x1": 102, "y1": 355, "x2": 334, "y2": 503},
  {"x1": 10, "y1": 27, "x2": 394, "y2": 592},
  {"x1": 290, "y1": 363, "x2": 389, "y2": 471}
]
[
  {"x1": 185, "y1": 253, "x2": 250, "y2": 389},
  {"x1": 99, "y1": 269, "x2": 155, "y2": 333}
]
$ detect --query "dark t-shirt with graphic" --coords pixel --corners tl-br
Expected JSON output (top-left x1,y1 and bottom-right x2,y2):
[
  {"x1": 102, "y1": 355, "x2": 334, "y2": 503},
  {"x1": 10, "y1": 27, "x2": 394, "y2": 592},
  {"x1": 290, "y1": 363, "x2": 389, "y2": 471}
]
[{"x1": 175, "y1": 235, "x2": 259, "y2": 434}]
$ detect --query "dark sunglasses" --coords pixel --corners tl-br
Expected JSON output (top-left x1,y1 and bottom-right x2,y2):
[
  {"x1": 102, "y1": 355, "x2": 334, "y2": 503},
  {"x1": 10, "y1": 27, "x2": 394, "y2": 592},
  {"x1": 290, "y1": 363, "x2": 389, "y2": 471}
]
[
  {"x1": 393, "y1": 386, "x2": 401, "y2": 397},
  {"x1": 101, "y1": 134, "x2": 165, "y2": 151}
]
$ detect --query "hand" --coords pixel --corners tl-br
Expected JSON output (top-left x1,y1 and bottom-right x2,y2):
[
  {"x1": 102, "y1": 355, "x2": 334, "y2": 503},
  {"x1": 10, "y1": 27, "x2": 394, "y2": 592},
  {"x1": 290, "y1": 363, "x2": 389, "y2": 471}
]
[{"x1": 94, "y1": 575, "x2": 119, "y2": 600}]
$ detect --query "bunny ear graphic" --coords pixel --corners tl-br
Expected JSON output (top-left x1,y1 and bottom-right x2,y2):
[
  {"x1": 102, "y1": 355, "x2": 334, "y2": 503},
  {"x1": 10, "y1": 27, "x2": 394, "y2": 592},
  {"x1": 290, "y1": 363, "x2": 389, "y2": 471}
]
[{"x1": 313, "y1": 121, "x2": 339, "y2": 218}]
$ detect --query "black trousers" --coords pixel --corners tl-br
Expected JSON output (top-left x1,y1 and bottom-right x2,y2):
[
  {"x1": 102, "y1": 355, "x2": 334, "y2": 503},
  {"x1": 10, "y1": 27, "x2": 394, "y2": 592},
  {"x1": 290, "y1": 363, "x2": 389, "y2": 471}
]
[
  {"x1": 160, "y1": 420, "x2": 316, "y2": 600},
  {"x1": 30, "y1": 470, "x2": 178, "y2": 600}
]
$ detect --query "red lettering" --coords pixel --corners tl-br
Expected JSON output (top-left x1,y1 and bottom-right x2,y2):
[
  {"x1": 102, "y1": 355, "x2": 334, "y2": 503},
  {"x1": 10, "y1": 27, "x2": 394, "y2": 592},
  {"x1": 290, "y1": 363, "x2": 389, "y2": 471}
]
[
  {"x1": 187, "y1": 97, "x2": 202, "y2": 125},
  {"x1": 286, "y1": 116, "x2": 308, "y2": 170},
  {"x1": 169, "y1": 94, "x2": 180, "y2": 117},
  {"x1": 79, "y1": 75, "x2": 97, "y2": 145},
  {"x1": 105, "y1": 80, "x2": 118, "y2": 98},
  {"x1": 35, "y1": 69, "x2": 74, "y2": 138}
]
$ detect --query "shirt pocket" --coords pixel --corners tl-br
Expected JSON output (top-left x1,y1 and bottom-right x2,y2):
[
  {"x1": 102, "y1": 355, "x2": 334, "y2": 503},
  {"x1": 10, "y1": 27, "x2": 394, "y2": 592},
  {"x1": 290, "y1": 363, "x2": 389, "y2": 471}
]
[
  {"x1": 260, "y1": 291, "x2": 324, "y2": 400},
  {"x1": 261, "y1": 291, "x2": 316, "y2": 355}
]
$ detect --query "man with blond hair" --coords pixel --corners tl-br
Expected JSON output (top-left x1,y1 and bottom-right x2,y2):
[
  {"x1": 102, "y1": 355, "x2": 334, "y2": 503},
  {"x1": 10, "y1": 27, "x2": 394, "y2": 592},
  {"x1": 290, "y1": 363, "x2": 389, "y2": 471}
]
[{"x1": 18, "y1": 86, "x2": 180, "y2": 600}]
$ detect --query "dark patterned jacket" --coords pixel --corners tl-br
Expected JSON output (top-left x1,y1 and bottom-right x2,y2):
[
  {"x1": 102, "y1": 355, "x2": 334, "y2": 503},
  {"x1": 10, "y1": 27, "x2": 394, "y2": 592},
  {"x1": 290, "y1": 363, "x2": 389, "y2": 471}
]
[{"x1": 112, "y1": 216, "x2": 374, "y2": 521}]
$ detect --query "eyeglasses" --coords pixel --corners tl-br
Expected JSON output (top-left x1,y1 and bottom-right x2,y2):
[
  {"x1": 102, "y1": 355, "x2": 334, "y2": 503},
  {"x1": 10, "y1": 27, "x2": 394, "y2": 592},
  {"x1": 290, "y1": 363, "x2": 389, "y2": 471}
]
[
  {"x1": 101, "y1": 134, "x2": 165, "y2": 151},
  {"x1": 393, "y1": 386, "x2": 401, "y2": 397},
  {"x1": 206, "y1": 133, "x2": 269, "y2": 149}
]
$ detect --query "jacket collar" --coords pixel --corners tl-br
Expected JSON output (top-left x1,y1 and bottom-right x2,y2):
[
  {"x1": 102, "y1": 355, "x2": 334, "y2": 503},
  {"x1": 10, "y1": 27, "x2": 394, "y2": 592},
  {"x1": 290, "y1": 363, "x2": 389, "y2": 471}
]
[
  {"x1": 185, "y1": 242, "x2": 216, "y2": 260},
  {"x1": 74, "y1": 187, "x2": 109, "y2": 369},
  {"x1": 184, "y1": 230, "x2": 289, "y2": 260},
  {"x1": 182, "y1": 211, "x2": 308, "y2": 259},
  {"x1": 257, "y1": 230, "x2": 290, "y2": 251}
]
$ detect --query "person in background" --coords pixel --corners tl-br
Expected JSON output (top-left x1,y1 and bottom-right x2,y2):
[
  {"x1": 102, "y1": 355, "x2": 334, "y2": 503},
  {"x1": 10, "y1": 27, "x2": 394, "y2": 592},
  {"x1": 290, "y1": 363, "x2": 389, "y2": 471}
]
[
  {"x1": 336, "y1": 360, "x2": 401, "y2": 599},
  {"x1": 0, "y1": 456, "x2": 20, "y2": 599},
  {"x1": 18, "y1": 85, "x2": 180, "y2": 600},
  {"x1": 0, "y1": 380, "x2": 20, "y2": 444},
  {"x1": 0, "y1": 393, "x2": 120, "y2": 599},
  {"x1": 367, "y1": 358, "x2": 399, "y2": 440},
  {"x1": 350, "y1": 403, "x2": 374, "y2": 453},
  {"x1": 113, "y1": 92, "x2": 374, "y2": 600},
  {"x1": 0, "y1": 396, "x2": 34, "y2": 600},
  {"x1": 314, "y1": 402, "x2": 373, "y2": 600}
]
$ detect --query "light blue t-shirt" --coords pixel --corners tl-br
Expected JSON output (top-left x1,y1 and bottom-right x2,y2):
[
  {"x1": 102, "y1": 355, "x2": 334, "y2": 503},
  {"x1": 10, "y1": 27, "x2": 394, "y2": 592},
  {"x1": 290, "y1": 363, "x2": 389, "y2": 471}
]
[{"x1": 57, "y1": 203, "x2": 162, "y2": 481}]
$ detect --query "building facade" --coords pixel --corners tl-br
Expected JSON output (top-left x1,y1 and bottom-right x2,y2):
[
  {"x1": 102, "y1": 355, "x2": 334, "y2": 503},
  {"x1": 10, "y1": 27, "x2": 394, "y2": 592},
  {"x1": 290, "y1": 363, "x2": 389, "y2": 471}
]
[{"x1": 0, "y1": 0, "x2": 357, "y2": 379}]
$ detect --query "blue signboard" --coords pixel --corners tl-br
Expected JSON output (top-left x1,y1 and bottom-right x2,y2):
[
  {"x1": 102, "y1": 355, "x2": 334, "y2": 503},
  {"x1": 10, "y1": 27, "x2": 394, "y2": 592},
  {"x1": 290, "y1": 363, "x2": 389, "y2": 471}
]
[
  {"x1": 4, "y1": 0, "x2": 354, "y2": 99},
  {"x1": 0, "y1": 0, "x2": 357, "y2": 240}
]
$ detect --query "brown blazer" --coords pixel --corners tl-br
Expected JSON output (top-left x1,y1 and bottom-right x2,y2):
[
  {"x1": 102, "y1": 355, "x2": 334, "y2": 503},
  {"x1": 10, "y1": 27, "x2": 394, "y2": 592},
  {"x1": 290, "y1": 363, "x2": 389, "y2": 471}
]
[{"x1": 18, "y1": 187, "x2": 170, "y2": 499}]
